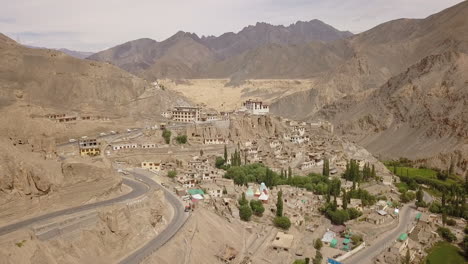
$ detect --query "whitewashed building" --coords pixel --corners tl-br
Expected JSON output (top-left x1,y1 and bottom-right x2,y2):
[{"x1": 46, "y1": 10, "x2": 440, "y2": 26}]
[
  {"x1": 112, "y1": 143, "x2": 138, "y2": 150},
  {"x1": 243, "y1": 99, "x2": 269, "y2": 115}
]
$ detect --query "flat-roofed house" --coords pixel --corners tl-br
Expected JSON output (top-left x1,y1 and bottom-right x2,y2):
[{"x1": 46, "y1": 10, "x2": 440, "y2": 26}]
[
  {"x1": 141, "y1": 161, "x2": 161, "y2": 172},
  {"x1": 172, "y1": 106, "x2": 200, "y2": 123},
  {"x1": 243, "y1": 99, "x2": 269, "y2": 115}
]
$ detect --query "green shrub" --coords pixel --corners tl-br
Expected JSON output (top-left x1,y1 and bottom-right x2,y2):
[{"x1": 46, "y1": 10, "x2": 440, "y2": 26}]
[
  {"x1": 162, "y1": 129, "x2": 171, "y2": 144},
  {"x1": 437, "y1": 227, "x2": 456, "y2": 242},
  {"x1": 215, "y1": 157, "x2": 225, "y2": 168},
  {"x1": 239, "y1": 205, "x2": 252, "y2": 221},
  {"x1": 314, "y1": 238, "x2": 323, "y2": 250},
  {"x1": 446, "y1": 218, "x2": 456, "y2": 226},
  {"x1": 274, "y1": 216, "x2": 291, "y2": 230},
  {"x1": 175, "y1": 135, "x2": 187, "y2": 144},
  {"x1": 167, "y1": 170, "x2": 177, "y2": 178},
  {"x1": 250, "y1": 200, "x2": 265, "y2": 216}
]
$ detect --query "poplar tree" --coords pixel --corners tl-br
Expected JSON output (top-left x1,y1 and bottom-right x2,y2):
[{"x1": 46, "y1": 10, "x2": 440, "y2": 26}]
[{"x1": 276, "y1": 190, "x2": 283, "y2": 217}]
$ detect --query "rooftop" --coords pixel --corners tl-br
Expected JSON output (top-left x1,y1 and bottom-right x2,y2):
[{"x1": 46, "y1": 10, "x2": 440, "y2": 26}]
[{"x1": 272, "y1": 232, "x2": 294, "y2": 249}]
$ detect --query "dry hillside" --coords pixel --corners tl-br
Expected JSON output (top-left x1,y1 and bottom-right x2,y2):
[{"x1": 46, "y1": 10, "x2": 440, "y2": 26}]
[
  {"x1": 0, "y1": 33, "x2": 186, "y2": 117},
  {"x1": 88, "y1": 20, "x2": 353, "y2": 80}
]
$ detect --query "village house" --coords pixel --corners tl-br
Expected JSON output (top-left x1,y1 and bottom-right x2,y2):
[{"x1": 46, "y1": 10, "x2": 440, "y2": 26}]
[
  {"x1": 141, "y1": 161, "x2": 161, "y2": 172},
  {"x1": 79, "y1": 139, "x2": 101, "y2": 157},
  {"x1": 293, "y1": 126, "x2": 306, "y2": 136},
  {"x1": 46, "y1": 113, "x2": 66, "y2": 119},
  {"x1": 177, "y1": 176, "x2": 196, "y2": 189},
  {"x1": 336, "y1": 198, "x2": 363, "y2": 211},
  {"x1": 203, "y1": 137, "x2": 227, "y2": 145},
  {"x1": 269, "y1": 140, "x2": 281, "y2": 149},
  {"x1": 299, "y1": 160, "x2": 315, "y2": 170},
  {"x1": 57, "y1": 116, "x2": 77, "y2": 123},
  {"x1": 200, "y1": 183, "x2": 224, "y2": 198},
  {"x1": 271, "y1": 232, "x2": 294, "y2": 251},
  {"x1": 366, "y1": 210, "x2": 392, "y2": 225},
  {"x1": 141, "y1": 143, "x2": 157, "y2": 149},
  {"x1": 112, "y1": 143, "x2": 138, "y2": 150},
  {"x1": 171, "y1": 106, "x2": 201, "y2": 123},
  {"x1": 161, "y1": 110, "x2": 172, "y2": 119},
  {"x1": 243, "y1": 99, "x2": 269, "y2": 115}
]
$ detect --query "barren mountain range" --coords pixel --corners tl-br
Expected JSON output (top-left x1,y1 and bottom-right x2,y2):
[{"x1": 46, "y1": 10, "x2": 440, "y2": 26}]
[
  {"x1": 88, "y1": 1, "x2": 468, "y2": 171},
  {"x1": 88, "y1": 20, "x2": 353, "y2": 80},
  {"x1": 0, "y1": 33, "x2": 187, "y2": 117},
  {"x1": 271, "y1": 1, "x2": 468, "y2": 171}
]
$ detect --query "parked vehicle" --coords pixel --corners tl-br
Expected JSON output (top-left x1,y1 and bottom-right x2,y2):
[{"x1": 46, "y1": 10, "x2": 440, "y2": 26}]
[{"x1": 68, "y1": 138, "x2": 76, "y2": 143}]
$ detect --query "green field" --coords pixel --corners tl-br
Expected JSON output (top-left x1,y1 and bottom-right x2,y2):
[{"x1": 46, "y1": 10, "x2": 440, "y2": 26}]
[
  {"x1": 425, "y1": 242, "x2": 466, "y2": 264},
  {"x1": 385, "y1": 165, "x2": 461, "y2": 186}
]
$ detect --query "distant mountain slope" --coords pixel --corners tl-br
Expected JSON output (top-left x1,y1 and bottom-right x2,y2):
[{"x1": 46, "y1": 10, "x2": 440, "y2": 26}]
[
  {"x1": 270, "y1": 1, "x2": 468, "y2": 171},
  {"x1": 0, "y1": 33, "x2": 184, "y2": 116},
  {"x1": 318, "y1": 52, "x2": 467, "y2": 163},
  {"x1": 271, "y1": 0, "x2": 468, "y2": 118},
  {"x1": 199, "y1": 20, "x2": 353, "y2": 59},
  {"x1": 88, "y1": 20, "x2": 353, "y2": 80},
  {"x1": 58, "y1": 48, "x2": 94, "y2": 59}
]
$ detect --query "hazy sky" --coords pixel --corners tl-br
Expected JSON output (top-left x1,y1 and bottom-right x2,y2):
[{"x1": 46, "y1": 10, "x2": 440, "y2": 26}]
[{"x1": 0, "y1": 0, "x2": 465, "y2": 51}]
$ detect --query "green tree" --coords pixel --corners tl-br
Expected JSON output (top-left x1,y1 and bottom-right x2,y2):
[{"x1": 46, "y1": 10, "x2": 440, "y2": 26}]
[
  {"x1": 199, "y1": 149, "x2": 204, "y2": 156},
  {"x1": 305, "y1": 258, "x2": 310, "y2": 264},
  {"x1": 276, "y1": 190, "x2": 283, "y2": 217},
  {"x1": 175, "y1": 135, "x2": 187, "y2": 144},
  {"x1": 342, "y1": 189, "x2": 348, "y2": 210},
  {"x1": 162, "y1": 129, "x2": 171, "y2": 144},
  {"x1": 288, "y1": 166, "x2": 292, "y2": 179},
  {"x1": 314, "y1": 238, "x2": 323, "y2": 250},
  {"x1": 167, "y1": 170, "x2": 177, "y2": 179},
  {"x1": 239, "y1": 205, "x2": 252, "y2": 221},
  {"x1": 238, "y1": 192, "x2": 248, "y2": 206},
  {"x1": 322, "y1": 158, "x2": 329, "y2": 176},
  {"x1": 274, "y1": 216, "x2": 291, "y2": 230},
  {"x1": 351, "y1": 234, "x2": 363, "y2": 246},
  {"x1": 312, "y1": 251, "x2": 322, "y2": 264},
  {"x1": 462, "y1": 235, "x2": 468, "y2": 258},
  {"x1": 250, "y1": 200, "x2": 265, "y2": 216},
  {"x1": 215, "y1": 157, "x2": 225, "y2": 168}
]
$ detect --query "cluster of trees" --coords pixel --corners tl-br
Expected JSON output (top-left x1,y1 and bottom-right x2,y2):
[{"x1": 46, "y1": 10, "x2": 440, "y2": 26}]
[
  {"x1": 348, "y1": 188, "x2": 377, "y2": 206},
  {"x1": 175, "y1": 135, "x2": 187, "y2": 144},
  {"x1": 428, "y1": 188, "x2": 468, "y2": 219},
  {"x1": 437, "y1": 227, "x2": 457, "y2": 242},
  {"x1": 162, "y1": 129, "x2": 171, "y2": 144},
  {"x1": 223, "y1": 162, "x2": 334, "y2": 195},
  {"x1": 238, "y1": 192, "x2": 266, "y2": 221},
  {"x1": 322, "y1": 205, "x2": 362, "y2": 225},
  {"x1": 238, "y1": 193, "x2": 252, "y2": 221},
  {"x1": 400, "y1": 190, "x2": 416, "y2": 203},
  {"x1": 343, "y1": 160, "x2": 377, "y2": 190}
]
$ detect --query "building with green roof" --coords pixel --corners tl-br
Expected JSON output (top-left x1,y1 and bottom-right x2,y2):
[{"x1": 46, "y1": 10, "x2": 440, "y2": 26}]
[
  {"x1": 398, "y1": 233, "x2": 408, "y2": 241},
  {"x1": 188, "y1": 189, "x2": 205, "y2": 195},
  {"x1": 330, "y1": 238, "x2": 338, "y2": 248},
  {"x1": 416, "y1": 212, "x2": 422, "y2": 220}
]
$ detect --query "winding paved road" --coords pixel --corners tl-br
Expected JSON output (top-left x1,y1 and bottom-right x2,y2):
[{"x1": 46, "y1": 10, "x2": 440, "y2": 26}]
[
  {"x1": 118, "y1": 169, "x2": 189, "y2": 264},
  {"x1": 0, "y1": 177, "x2": 149, "y2": 237},
  {"x1": 344, "y1": 203, "x2": 417, "y2": 264}
]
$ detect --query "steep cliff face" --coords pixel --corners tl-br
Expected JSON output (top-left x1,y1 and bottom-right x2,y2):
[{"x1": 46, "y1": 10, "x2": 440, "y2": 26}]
[{"x1": 315, "y1": 51, "x2": 468, "y2": 172}]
